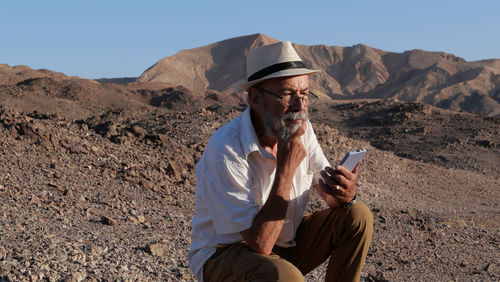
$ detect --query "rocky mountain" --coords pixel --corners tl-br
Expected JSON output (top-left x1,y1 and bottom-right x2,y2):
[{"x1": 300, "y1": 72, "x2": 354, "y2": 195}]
[
  {"x1": 137, "y1": 34, "x2": 277, "y2": 95},
  {"x1": 138, "y1": 33, "x2": 500, "y2": 116}
]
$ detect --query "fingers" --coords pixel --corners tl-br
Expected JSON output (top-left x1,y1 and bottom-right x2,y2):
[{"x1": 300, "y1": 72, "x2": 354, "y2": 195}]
[
  {"x1": 320, "y1": 170, "x2": 348, "y2": 195},
  {"x1": 276, "y1": 143, "x2": 307, "y2": 175},
  {"x1": 289, "y1": 119, "x2": 307, "y2": 139},
  {"x1": 319, "y1": 178, "x2": 345, "y2": 195},
  {"x1": 319, "y1": 179, "x2": 351, "y2": 205},
  {"x1": 329, "y1": 165, "x2": 356, "y2": 179},
  {"x1": 324, "y1": 166, "x2": 356, "y2": 186},
  {"x1": 320, "y1": 170, "x2": 339, "y2": 187},
  {"x1": 352, "y1": 159, "x2": 362, "y2": 174},
  {"x1": 320, "y1": 165, "x2": 357, "y2": 196},
  {"x1": 320, "y1": 162, "x2": 360, "y2": 205}
]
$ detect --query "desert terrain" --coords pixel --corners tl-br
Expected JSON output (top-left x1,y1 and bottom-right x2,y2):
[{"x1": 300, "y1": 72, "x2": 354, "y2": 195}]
[{"x1": 1, "y1": 35, "x2": 499, "y2": 281}]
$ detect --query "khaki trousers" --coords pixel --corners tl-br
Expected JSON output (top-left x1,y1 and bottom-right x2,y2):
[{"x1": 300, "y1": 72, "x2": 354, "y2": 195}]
[{"x1": 203, "y1": 201, "x2": 373, "y2": 282}]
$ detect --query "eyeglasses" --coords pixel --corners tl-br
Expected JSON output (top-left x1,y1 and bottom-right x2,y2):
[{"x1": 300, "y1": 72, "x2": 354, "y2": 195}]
[{"x1": 253, "y1": 86, "x2": 318, "y2": 106}]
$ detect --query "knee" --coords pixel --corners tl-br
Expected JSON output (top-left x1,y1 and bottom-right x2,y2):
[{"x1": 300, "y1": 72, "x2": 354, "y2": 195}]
[
  {"x1": 345, "y1": 201, "x2": 373, "y2": 236},
  {"x1": 272, "y1": 258, "x2": 304, "y2": 282},
  {"x1": 249, "y1": 256, "x2": 304, "y2": 282}
]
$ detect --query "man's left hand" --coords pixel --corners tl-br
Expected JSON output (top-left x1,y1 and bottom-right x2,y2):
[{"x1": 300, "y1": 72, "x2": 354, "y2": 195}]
[{"x1": 318, "y1": 161, "x2": 361, "y2": 208}]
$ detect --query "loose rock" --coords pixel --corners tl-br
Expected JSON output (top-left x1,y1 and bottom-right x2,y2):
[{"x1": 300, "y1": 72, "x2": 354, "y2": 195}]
[
  {"x1": 145, "y1": 243, "x2": 169, "y2": 258},
  {"x1": 100, "y1": 215, "x2": 117, "y2": 226}
]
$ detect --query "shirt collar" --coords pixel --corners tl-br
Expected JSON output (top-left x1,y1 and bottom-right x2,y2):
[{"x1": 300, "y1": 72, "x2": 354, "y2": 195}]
[{"x1": 240, "y1": 108, "x2": 274, "y2": 159}]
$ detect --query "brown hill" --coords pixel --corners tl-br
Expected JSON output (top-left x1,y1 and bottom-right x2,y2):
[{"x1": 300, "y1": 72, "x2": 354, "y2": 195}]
[
  {"x1": 138, "y1": 33, "x2": 500, "y2": 116},
  {"x1": 0, "y1": 65, "x2": 232, "y2": 120},
  {"x1": 0, "y1": 64, "x2": 67, "y2": 85},
  {"x1": 0, "y1": 68, "x2": 146, "y2": 120}
]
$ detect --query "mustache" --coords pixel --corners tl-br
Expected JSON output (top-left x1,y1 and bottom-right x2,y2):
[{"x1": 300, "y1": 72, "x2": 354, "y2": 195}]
[{"x1": 282, "y1": 111, "x2": 307, "y2": 122}]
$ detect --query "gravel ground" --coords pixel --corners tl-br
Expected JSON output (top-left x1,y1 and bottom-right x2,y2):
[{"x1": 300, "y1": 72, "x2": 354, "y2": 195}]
[{"x1": 1, "y1": 99, "x2": 499, "y2": 281}]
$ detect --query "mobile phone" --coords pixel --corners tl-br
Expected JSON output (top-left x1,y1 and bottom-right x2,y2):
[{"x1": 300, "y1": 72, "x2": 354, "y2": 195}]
[{"x1": 339, "y1": 149, "x2": 367, "y2": 172}]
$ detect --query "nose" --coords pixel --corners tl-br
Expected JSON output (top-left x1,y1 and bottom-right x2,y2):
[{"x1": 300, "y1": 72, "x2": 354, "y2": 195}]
[{"x1": 288, "y1": 94, "x2": 307, "y2": 112}]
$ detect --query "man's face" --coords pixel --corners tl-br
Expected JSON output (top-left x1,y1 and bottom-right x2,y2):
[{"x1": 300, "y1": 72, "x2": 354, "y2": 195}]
[{"x1": 253, "y1": 75, "x2": 309, "y2": 140}]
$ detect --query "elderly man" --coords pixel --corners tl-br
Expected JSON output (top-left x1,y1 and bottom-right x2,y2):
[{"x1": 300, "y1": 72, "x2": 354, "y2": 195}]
[{"x1": 189, "y1": 41, "x2": 373, "y2": 282}]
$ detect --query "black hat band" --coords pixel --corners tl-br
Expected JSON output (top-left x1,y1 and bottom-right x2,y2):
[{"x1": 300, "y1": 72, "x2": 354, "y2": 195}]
[{"x1": 247, "y1": 61, "x2": 306, "y2": 82}]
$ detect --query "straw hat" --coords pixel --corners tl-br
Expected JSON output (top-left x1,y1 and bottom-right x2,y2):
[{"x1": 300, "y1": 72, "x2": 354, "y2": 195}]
[{"x1": 241, "y1": 41, "x2": 320, "y2": 90}]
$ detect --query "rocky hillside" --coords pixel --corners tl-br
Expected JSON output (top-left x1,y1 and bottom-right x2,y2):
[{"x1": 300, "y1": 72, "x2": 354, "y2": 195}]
[
  {"x1": 0, "y1": 65, "x2": 242, "y2": 121},
  {"x1": 138, "y1": 33, "x2": 500, "y2": 116}
]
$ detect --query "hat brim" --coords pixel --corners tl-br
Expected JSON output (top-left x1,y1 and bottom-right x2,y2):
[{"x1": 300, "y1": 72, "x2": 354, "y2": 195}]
[{"x1": 241, "y1": 68, "x2": 320, "y2": 90}]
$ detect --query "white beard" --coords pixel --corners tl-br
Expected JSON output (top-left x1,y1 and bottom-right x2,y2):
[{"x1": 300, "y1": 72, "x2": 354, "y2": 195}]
[{"x1": 261, "y1": 108, "x2": 308, "y2": 140}]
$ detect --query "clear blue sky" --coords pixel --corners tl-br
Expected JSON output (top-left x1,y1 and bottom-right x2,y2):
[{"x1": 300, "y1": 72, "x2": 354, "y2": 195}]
[{"x1": 2, "y1": 0, "x2": 499, "y2": 79}]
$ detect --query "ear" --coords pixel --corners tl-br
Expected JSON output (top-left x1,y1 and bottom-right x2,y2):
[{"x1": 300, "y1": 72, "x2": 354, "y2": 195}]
[{"x1": 247, "y1": 87, "x2": 260, "y2": 108}]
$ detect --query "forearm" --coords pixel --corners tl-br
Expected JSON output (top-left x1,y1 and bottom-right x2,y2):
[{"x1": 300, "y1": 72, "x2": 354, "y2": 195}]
[
  {"x1": 241, "y1": 131, "x2": 307, "y2": 255},
  {"x1": 241, "y1": 172, "x2": 292, "y2": 255}
]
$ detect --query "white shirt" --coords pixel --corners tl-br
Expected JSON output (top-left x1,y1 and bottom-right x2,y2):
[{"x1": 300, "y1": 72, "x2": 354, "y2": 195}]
[{"x1": 188, "y1": 109, "x2": 330, "y2": 281}]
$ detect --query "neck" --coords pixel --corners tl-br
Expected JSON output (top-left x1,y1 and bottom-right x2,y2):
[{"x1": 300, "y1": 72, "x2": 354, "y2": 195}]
[{"x1": 250, "y1": 108, "x2": 278, "y2": 155}]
